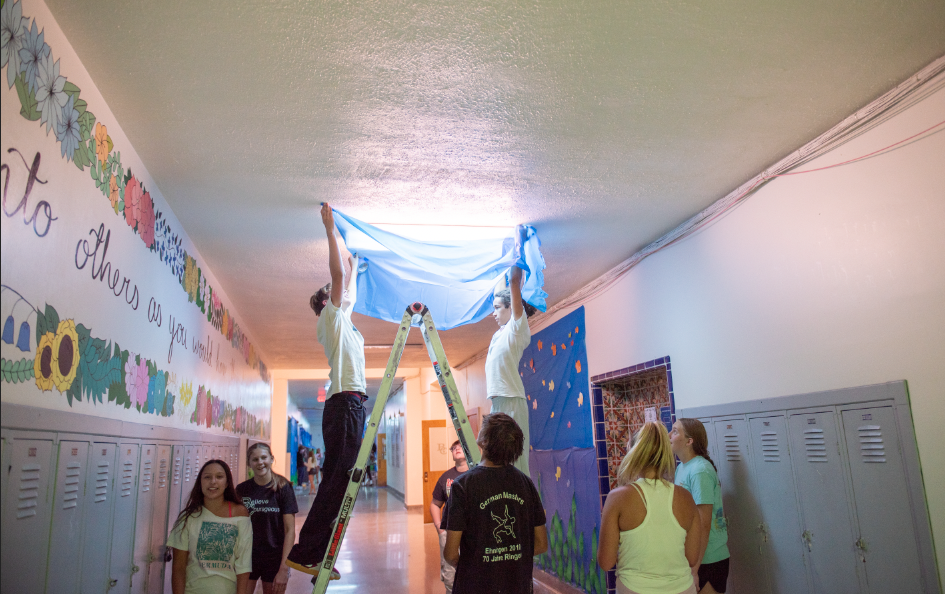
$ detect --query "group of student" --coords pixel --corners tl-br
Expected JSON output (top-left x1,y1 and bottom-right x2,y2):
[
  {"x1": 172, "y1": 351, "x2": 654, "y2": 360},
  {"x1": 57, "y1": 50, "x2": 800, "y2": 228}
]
[{"x1": 167, "y1": 202, "x2": 730, "y2": 594}]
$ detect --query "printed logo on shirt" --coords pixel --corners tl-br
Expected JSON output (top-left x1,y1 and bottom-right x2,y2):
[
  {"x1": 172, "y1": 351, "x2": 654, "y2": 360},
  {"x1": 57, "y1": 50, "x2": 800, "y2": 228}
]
[
  {"x1": 714, "y1": 508, "x2": 728, "y2": 532},
  {"x1": 196, "y1": 521, "x2": 238, "y2": 570},
  {"x1": 242, "y1": 497, "x2": 280, "y2": 515},
  {"x1": 445, "y1": 478, "x2": 454, "y2": 499},
  {"x1": 491, "y1": 505, "x2": 517, "y2": 544}
]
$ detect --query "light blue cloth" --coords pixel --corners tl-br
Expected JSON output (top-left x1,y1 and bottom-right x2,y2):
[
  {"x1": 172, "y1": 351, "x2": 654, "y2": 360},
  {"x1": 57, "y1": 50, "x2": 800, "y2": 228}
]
[{"x1": 331, "y1": 209, "x2": 547, "y2": 330}]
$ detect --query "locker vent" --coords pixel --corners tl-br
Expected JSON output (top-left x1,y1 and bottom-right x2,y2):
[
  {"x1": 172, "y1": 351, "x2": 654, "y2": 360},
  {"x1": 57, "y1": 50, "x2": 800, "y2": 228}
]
[
  {"x1": 760, "y1": 431, "x2": 780, "y2": 462},
  {"x1": 184, "y1": 455, "x2": 192, "y2": 483},
  {"x1": 142, "y1": 460, "x2": 152, "y2": 492},
  {"x1": 16, "y1": 463, "x2": 41, "y2": 519},
  {"x1": 723, "y1": 433, "x2": 741, "y2": 462},
  {"x1": 804, "y1": 428, "x2": 827, "y2": 462},
  {"x1": 158, "y1": 458, "x2": 168, "y2": 489},
  {"x1": 173, "y1": 456, "x2": 182, "y2": 486},
  {"x1": 857, "y1": 425, "x2": 886, "y2": 463},
  {"x1": 63, "y1": 461, "x2": 82, "y2": 509},
  {"x1": 121, "y1": 461, "x2": 134, "y2": 497},
  {"x1": 94, "y1": 461, "x2": 110, "y2": 503}
]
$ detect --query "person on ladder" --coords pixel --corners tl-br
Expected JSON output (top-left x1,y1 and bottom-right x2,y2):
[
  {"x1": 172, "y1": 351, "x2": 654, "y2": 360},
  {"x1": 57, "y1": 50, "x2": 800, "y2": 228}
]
[
  {"x1": 285, "y1": 202, "x2": 366, "y2": 581},
  {"x1": 487, "y1": 265, "x2": 537, "y2": 477}
]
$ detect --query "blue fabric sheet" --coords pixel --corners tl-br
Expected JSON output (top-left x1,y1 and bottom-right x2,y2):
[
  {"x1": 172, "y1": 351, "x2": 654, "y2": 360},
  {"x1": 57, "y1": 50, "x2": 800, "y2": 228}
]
[{"x1": 331, "y1": 209, "x2": 547, "y2": 330}]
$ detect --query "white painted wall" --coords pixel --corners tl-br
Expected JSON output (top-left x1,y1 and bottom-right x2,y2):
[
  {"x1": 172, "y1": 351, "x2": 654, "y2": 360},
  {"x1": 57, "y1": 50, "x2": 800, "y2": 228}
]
[
  {"x1": 472, "y1": 78, "x2": 943, "y2": 582},
  {"x1": 383, "y1": 385, "x2": 407, "y2": 496}
]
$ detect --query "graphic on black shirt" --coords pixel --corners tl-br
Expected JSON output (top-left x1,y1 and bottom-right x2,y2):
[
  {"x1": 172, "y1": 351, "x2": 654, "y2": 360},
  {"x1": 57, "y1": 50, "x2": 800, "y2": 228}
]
[
  {"x1": 491, "y1": 506, "x2": 516, "y2": 543},
  {"x1": 236, "y1": 479, "x2": 298, "y2": 555}
]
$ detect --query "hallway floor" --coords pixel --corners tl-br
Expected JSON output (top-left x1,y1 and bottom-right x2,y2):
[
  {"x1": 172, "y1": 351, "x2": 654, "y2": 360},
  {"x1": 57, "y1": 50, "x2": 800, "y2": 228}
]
[{"x1": 276, "y1": 486, "x2": 444, "y2": 594}]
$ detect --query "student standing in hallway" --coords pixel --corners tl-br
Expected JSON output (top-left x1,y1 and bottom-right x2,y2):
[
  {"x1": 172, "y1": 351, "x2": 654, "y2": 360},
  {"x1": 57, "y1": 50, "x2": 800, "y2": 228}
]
[
  {"x1": 286, "y1": 202, "x2": 367, "y2": 579},
  {"x1": 237, "y1": 443, "x2": 298, "y2": 594},
  {"x1": 487, "y1": 264, "x2": 537, "y2": 477},
  {"x1": 431, "y1": 440, "x2": 470, "y2": 594},
  {"x1": 443, "y1": 413, "x2": 548, "y2": 593},
  {"x1": 670, "y1": 419, "x2": 730, "y2": 594}
]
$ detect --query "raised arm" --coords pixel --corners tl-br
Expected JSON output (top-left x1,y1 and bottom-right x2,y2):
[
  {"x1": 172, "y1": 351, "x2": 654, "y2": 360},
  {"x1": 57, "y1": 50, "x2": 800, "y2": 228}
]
[
  {"x1": 509, "y1": 266, "x2": 524, "y2": 321},
  {"x1": 322, "y1": 203, "x2": 344, "y2": 307},
  {"x1": 341, "y1": 253, "x2": 359, "y2": 313}
]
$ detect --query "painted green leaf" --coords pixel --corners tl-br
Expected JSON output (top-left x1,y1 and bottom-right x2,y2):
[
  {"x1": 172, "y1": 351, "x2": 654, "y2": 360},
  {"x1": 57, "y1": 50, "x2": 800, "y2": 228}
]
[
  {"x1": 107, "y1": 136, "x2": 114, "y2": 153},
  {"x1": 73, "y1": 98, "x2": 88, "y2": 116},
  {"x1": 63, "y1": 81, "x2": 81, "y2": 101},
  {"x1": 44, "y1": 304, "x2": 60, "y2": 335},
  {"x1": 78, "y1": 110, "x2": 95, "y2": 140},
  {"x1": 14, "y1": 73, "x2": 41, "y2": 121}
]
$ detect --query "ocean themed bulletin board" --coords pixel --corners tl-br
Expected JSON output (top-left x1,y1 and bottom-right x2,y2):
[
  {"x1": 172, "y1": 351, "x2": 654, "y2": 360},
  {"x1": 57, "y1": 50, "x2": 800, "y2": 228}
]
[
  {"x1": 523, "y1": 307, "x2": 606, "y2": 594},
  {"x1": 1, "y1": 0, "x2": 270, "y2": 438}
]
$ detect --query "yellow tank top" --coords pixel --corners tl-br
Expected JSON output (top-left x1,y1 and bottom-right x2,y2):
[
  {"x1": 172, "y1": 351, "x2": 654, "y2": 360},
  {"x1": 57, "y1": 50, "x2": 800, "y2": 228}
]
[{"x1": 616, "y1": 479, "x2": 693, "y2": 594}]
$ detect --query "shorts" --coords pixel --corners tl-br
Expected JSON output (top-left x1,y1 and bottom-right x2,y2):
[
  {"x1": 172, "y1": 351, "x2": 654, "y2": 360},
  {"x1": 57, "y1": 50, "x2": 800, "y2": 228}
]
[
  {"x1": 250, "y1": 554, "x2": 284, "y2": 582},
  {"x1": 697, "y1": 558, "x2": 729, "y2": 593}
]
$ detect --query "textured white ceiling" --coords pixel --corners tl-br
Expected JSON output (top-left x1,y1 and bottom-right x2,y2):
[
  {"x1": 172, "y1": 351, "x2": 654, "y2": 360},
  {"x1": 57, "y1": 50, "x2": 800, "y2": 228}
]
[{"x1": 45, "y1": 0, "x2": 945, "y2": 371}]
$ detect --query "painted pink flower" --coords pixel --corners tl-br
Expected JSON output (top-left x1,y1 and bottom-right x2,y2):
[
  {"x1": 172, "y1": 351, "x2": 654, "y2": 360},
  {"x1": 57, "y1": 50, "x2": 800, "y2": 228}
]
[
  {"x1": 123, "y1": 354, "x2": 149, "y2": 408},
  {"x1": 124, "y1": 177, "x2": 142, "y2": 229},
  {"x1": 196, "y1": 386, "x2": 207, "y2": 425},
  {"x1": 138, "y1": 191, "x2": 155, "y2": 248}
]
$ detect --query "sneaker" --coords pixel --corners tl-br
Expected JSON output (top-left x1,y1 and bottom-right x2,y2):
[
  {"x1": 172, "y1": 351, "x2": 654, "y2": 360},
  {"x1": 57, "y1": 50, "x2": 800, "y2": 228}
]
[{"x1": 286, "y1": 559, "x2": 340, "y2": 580}]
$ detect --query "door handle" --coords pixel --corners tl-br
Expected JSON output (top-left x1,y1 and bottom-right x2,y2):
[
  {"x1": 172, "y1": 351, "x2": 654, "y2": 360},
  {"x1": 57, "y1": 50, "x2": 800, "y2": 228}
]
[{"x1": 424, "y1": 471, "x2": 429, "y2": 482}]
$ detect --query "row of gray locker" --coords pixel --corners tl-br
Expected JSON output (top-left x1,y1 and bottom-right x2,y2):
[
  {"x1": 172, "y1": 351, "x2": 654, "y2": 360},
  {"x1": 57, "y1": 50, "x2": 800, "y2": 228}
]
[
  {"x1": 681, "y1": 383, "x2": 938, "y2": 594},
  {"x1": 0, "y1": 432, "x2": 245, "y2": 594}
]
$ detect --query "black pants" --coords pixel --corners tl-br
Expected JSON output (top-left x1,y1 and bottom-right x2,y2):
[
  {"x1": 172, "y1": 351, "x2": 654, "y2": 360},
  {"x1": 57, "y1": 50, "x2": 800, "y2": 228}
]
[{"x1": 288, "y1": 392, "x2": 366, "y2": 563}]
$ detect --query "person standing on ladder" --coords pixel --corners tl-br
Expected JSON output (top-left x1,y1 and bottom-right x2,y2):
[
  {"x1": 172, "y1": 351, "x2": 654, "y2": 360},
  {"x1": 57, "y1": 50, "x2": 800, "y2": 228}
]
[
  {"x1": 285, "y1": 202, "x2": 366, "y2": 581},
  {"x1": 487, "y1": 265, "x2": 537, "y2": 477}
]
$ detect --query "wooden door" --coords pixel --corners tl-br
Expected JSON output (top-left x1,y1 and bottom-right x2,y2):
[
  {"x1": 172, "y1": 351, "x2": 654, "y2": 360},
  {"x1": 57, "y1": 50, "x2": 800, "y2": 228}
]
[
  {"x1": 376, "y1": 434, "x2": 387, "y2": 486},
  {"x1": 422, "y1": 420, "x2": 451, "y2": 523}
]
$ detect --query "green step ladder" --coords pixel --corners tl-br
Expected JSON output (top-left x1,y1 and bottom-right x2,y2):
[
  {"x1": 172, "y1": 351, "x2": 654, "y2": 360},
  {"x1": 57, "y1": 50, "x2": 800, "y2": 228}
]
[{"x1": 311, "y1": 302, "x2": 481, "y2": 593}]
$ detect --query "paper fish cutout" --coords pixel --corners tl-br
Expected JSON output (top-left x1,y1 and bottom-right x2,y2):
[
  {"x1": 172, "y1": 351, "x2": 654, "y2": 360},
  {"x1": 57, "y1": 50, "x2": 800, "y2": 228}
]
[
  {"x1": 575, "y1": 326, "x2": 579, "y2": 333},
  {"x1": 549, "y1": 381, "x2": 554, "y2": 391},
  {"x1": 555, "y1": 466, "x2": 561, "y2": 481},
  {"x1": 567, "y1": 421, "x2": 572, "y2": 428},
  {"x1": 533, "y1": 399, "x2": 538, "y2": 410},
  {"x1": 577, "y1": 392, "x2": 584, "y2": 406},
  {"x1": 537, "y1": 340, "x2": 543, "y2": 351},
  {"x1": 542, "y1": 379, "x2": 546, "y2": 386},
  {"x1": 529, "y1": 358, "x2": 535, "y2": 372},
  {"x1": 575, "y1": 360, "x2": 582, "y2": 373},
  {"x1": 551, "y1": 343, "x2": 557, "y2": 356},
  {"x1": 550, "y1": 411, "x2": 555, "y2": 418}
]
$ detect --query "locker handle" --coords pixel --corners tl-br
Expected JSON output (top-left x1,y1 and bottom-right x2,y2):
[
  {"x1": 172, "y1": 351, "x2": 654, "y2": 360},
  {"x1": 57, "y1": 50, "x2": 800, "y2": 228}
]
[
  {"x1": 801, "y1": 529, "x2": 813, "y2": 552},
  {"x1": 107, "y1": 578, "x2": 118, "y2": 590},
  {"x1": 855, "y1": 538, "x2": 868, "y2": 553}
]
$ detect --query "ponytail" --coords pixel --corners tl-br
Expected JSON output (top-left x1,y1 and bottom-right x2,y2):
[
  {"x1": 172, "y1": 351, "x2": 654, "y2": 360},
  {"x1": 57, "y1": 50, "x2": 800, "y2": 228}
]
[
  {"x1": 679, "y1": 418, "x2": 718, "y2": 473},
  {"x1": 247, "y1": 442, "x2": 290, "y2": 492}
]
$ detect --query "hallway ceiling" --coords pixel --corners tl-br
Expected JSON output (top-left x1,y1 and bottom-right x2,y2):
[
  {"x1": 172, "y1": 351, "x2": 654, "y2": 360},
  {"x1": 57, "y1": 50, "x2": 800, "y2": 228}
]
[{"x1": 45, "y1": 0, "x2": 945, "y2": 370}]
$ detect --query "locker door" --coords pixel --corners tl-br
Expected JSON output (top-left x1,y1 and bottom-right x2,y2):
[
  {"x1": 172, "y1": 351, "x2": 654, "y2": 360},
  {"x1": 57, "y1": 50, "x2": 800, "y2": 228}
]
[
  {"x1": 699, "y1": 418, "x2": 720, "y2": 464},
  {"x1": 163, "y1": 445, "x2": 187, "y2": 594},
  {"x1": 788, "y1": 411, "x2": 861, "y2": 593},
  {"x1": 146, "y1": 445, "x2": 172, "y2": 594},
  {"x1": 130, "y1": 444, "x2": 156, "y2": 594},
  {"x1": 47, "y1": 440, "x2": 91, "y2": 594},
  {"x1": 747, "y1": 415, "x2": 810, "y2": 594},
  {"x1": 109, "y1": 443, "x2": 140, "y2": 594},
  {"x1": 840, "y1": 407, "x2": 922, "y2": 593},
  {"x1": 80, "y1": 442, "x2": 118, "y2": 594},
  {"x1": 200, "y1": 445, "x2": 212, "y2": 472},
  {"x1": 712, "y1": 418, "x2": 769, "y2": 594},
  {"x1": 0, "y1": 439, "x2": 54, "y2": 594}
]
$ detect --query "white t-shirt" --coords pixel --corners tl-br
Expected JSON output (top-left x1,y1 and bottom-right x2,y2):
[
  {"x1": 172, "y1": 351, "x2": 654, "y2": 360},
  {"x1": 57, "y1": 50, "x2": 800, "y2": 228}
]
[
  {"x1": 166, "y1": 507, "x2": 252, "y2": 594},
  {"x1": 317, "y1": 300, "x2": 366, "y2": 397},
  {"x1": 485, "y1": 313, "x2": 531, "y2": 399}
]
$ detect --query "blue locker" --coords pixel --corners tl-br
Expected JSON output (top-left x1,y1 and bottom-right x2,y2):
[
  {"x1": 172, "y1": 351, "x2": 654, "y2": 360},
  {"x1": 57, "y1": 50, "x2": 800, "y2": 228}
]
[
  {"x1": 80, "y1": 441, "x2": 118, "y2": 594},
  {"x1": 108, "y1": 443, "x2": 140, "y2": 594},
  {"x1": 47, "y1": 440, "x2": 90, "y2": 594}
]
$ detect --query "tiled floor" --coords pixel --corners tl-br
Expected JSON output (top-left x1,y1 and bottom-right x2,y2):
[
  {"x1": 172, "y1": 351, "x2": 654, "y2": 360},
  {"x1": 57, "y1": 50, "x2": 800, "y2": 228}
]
[{"x1": 277, "y1": 486, "x2": 444, "y2": 594}]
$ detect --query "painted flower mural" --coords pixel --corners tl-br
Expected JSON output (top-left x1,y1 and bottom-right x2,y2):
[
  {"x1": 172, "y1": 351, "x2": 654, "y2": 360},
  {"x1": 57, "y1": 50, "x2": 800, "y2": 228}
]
[
  {"x1": 18, "y1": 19, "x2": 48, "y2": 93},
  {"x1": 57, "y1": 94, "x2": 81, "y2": 160},
  {"x1": 124, "y1": 176, "x2": 142, "y2": 229},
  {"x1": 1, "y1": 0, "x2": 28, "y2": 88},
  {"x1": 34, "y1": 52, "x2": 66, "y2": 135},
  {"x1": 108, "y1": 174, "x2": 120, "y2": 209},
  {"x1": 138, "y1": 190, "x2": 155, "y2": 248},
  {"x1": 34, "y1": 331, "x2": 55, "y2": 391},
  {"x1": 51, "y1": 319, "x2": 79, "y2": 392},
  {"x1": 94, "y1": 122, "x2": 109, "y2": 165}
]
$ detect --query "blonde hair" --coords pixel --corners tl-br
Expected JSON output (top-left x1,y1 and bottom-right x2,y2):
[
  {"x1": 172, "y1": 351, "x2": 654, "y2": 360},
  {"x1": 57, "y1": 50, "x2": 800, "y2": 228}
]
[
  {"x1": 616, "y1": 422, "x2": 676, "y2": 486},
  {"x1": 246, "y1": 442, "x2": 290, "y2": 492}
]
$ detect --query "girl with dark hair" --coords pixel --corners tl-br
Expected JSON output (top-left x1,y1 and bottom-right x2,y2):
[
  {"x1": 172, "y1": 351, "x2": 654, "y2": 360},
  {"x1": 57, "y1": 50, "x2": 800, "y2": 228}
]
[
  {"x1": 486, "y1": 264, "x2": 536, "y2": 477},
  {"x1": 168, "y1": 460, "x2": 252, "y2": 594},
  {"x1": 598, "y1": 422, "x2": 701, "y2": 594},
  {"x1": 670, "y1": 419, "x2": 730, "y2": 594},
  {"x1": 236, "y1": 443, "x2": 299, "y2": 594},
  {"x1": 443, "y1": 413, "x2": 548, "y2": 594}
]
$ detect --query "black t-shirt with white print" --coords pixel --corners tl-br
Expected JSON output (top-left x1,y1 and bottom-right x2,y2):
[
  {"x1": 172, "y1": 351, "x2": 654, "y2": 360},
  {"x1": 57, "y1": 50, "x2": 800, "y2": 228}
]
[
  {"x1": 432, "y1": 466, "x2": 464, "y2": 505},
  {"x1": 236, "y1": 478, "x2": 299, "y2": 558},
  {"x1": 443, "y1": 464, "x2": 546, "y2": 594}
]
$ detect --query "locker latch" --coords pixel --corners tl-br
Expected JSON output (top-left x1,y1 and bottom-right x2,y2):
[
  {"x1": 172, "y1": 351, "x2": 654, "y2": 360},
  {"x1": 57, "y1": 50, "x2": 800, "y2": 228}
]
[
  {"x1": 802, "y1": 530, "x2": 813, "y2": 552},
  {"x1": 855, "y1": 537, "x2": 868, "y2": 562}
]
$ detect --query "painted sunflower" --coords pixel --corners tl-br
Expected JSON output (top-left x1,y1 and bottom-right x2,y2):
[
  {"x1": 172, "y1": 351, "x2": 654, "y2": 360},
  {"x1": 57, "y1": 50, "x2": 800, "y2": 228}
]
[
  {"x1": 52, "y1": 319, "x2": 80, "y2": 392},
  {"x1": 34, "y1": 331, "x2": 56, "y2": 392}
]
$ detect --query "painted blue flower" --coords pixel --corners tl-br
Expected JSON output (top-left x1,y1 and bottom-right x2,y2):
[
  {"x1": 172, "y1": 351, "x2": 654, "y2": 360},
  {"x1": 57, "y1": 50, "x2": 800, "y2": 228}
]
[
  {"x1": 18, "y1": 19, "x2": 48, "y2": 93},
  {"x1": 57, "y1": 94, "x2": 82, "y2": 161},
  {"x1": 1, "y1": 0, "x2": 29, "y2": 88},
  {"x1": 35, "y1": 52, "x2": 66, "y2": 135}
]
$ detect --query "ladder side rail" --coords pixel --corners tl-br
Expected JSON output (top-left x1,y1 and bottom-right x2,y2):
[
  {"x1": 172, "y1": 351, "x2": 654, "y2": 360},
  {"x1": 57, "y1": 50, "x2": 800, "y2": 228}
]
[
  {"x1": 418, "y1": 310, "x2": 482, "y2": 467},
  {"x1": 311, "y1": 309, "x2": 414, "y2": 594}
]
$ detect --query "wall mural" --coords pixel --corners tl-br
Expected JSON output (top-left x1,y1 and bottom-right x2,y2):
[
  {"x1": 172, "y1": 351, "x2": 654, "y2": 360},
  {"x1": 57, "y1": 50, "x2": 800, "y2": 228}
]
[
  {"x1": 522, "y1": 307, "x2": 605, "y2": 594},
  {"x1": 0, "y1": 0, "x2": 270, "y2": 438}
]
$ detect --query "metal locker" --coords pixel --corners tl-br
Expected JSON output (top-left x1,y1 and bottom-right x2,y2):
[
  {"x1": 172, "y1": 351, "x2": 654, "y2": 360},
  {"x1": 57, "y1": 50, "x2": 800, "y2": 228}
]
[
  {"x1": 47, "y1": 440, "x2": 91, "y2": 594},
  {"x1": 840, "y1": 406, "x2": 923, "y2": 593},
  {"x1": 1, "y1": 439, "x2": 55, "y2": 594},
  {"x1": 787, "y1": 411, "x2": 862, "y2": 593},
  {"x1": 146, "y1": 445, "x2": 173, "y2": 594},
  {"x1": 79, "y1": 442, "x2": 118, "y2": 594},
  {"x1": 747, "y1": 415, "x2": 810, "y2": 594},
  {"x1": 163, "y1": 445, "x2": 187, "y2": 594},
  {"x1": 108, "y1": 443, "x2": 140, "y2": 594},
  {"x1": 711, "y1": 418, "x2": 769, "y2": 594},
  {"x1": 698, "y1": 418, "x2": 720, "y2": 465},
  {"x1": 130, "y1": 444, "x2": 157, "y2": 594},
  {"x1": 200, "y1": 445, "x2": 212, "y2": 472}
]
